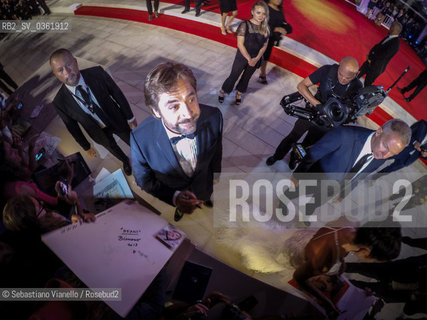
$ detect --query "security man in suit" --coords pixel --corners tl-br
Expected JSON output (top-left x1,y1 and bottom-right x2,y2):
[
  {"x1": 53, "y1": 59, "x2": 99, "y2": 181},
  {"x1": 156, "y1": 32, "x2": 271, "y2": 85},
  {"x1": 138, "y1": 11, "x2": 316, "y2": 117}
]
[
  {"x1": 288, "y1": 119, "x2": 411, "y2": 219},
  {"x1": 358, "y1": 21, "x2": 402, "y2": 86},
  {"x1": 50, "y1": 49, "x2": 137, "y2": 175}
]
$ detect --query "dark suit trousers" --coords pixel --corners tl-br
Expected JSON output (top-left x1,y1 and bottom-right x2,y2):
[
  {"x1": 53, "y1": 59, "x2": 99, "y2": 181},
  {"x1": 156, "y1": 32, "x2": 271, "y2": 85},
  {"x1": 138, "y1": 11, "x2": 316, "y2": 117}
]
[
  {"x1": 146, "y1": 0, "x2": 159, "y2": 15},
  {"x1": 102, "y1": 127, "x2": 130, "y2": 164},
  {"x1": 280, "y1": 177, "x2": 336, "y2": 217},
  {"x1": 347, "y1": 253, "x2": 427, "y2": 302},
  {"x1": 273, "y1": 118, "x2": 327, "y2": 160},
  {"x1": 358, "y1": 60, "x2": 380, "y2": 86},
  {"x1": 0, "y1": 68, "x2": 18, "y2": 95},
  {"x1": 402, "y1": 70, "x2": 427, "y2": 101},
  {"x1": 37, "y1": 0, "x2": 50, "y2": 14},
  {"x1": 221, "y1": 55, "x2": 257, "y2": 94},
  {"x1": 184, "y1": 0, "x2": 202, "y2": 12}
]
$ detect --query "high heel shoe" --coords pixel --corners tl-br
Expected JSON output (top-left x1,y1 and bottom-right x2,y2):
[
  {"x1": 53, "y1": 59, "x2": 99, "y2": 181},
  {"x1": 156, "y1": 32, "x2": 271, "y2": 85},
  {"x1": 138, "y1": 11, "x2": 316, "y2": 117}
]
[
  {"x1": 258, "y1": 75, "x2": 268, "y2": 85},
  {"x1": 235, "y1": 92, "x2": 242, "y2": 105},
  {"x1": 218, "y1": 89, "x2": 225, "y2": 103}
]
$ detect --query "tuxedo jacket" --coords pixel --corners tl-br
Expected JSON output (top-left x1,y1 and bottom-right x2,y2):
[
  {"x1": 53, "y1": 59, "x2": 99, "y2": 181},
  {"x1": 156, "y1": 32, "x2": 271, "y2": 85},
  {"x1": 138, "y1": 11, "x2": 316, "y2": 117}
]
[
  {"x1": 130, "y1": 104, "x2": 223, "y2": 205},
  {"x1": 295, "y1": 125, "x2": 386, "y2": 182},
  {"x1": 52, "y1": 66, "x2": 134, "y2": 151},
  {"x1": 367, "y1": 36, "x2": 400, "y2": 75},
  {"x1": 379, "y1": 119, "x2": 427, "y2": 173}
]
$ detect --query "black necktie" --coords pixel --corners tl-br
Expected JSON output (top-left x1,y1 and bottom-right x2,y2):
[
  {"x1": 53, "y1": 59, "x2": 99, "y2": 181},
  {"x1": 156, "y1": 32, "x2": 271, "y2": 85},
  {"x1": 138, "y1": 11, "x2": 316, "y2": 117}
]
[
  {"x1": 76, "y1": 85, "x2": 94, "y2": 113},
  {"x1": 170, "y1": 132, "x2": 197, "y2": 145},
  {"x1": 350, "y1": 153, "x2": 373, "y2": 174}
]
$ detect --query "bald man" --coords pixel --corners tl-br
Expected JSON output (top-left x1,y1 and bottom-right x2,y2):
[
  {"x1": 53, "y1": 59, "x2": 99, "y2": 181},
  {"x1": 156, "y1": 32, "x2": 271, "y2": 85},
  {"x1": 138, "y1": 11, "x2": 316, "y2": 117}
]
[
  {"x1": 50, "y1": 48, "x2": 137, "y2": 175},
  {"x1": 267, "y1": 57, "x2": 363, "y2": 167},
  {"x1": 358, "y1": 21, "x2": 402, "y2": 86}
]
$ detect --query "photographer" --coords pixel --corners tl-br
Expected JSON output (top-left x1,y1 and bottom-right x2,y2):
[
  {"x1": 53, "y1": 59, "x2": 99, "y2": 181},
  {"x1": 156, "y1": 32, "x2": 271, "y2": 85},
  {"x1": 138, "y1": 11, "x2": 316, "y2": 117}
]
[{"x1": 266, "y1": 57, "x2": 362, "y2": 167}]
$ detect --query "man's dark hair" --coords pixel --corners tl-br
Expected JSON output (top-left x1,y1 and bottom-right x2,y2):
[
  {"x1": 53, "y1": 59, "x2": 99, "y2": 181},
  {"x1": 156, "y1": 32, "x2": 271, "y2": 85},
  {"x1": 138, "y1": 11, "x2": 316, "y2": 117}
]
[
  {"x1": 144, "y1": 62, "x2": 197, "y2": 112},
  {"x1": 354, "y1": 220, "x2": 401, "y2": 261}
]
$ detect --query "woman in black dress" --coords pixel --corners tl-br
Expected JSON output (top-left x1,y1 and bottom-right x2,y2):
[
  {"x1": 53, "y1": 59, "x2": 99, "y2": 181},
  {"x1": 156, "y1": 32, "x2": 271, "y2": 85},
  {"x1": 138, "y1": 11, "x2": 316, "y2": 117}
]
[
  {"x1": 219, "y1": 0, "x2": 238, "y2": 35},
  {"x1": 258, "y1": 0, "x2": 291, "y2": 84},
  {"x1": 218, "y1": 1, "x2": 269, "y2": 105}
]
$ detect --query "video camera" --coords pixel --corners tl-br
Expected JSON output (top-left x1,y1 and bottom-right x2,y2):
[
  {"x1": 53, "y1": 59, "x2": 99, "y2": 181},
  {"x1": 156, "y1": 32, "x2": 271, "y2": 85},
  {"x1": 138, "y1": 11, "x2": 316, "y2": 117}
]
[{"x1": 280, "y1": 67, "x2": 410, "y2": 128}]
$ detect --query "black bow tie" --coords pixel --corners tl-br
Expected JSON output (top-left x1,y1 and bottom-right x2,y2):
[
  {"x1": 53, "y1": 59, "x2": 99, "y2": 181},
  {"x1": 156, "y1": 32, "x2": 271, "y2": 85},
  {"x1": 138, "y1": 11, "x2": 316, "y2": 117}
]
[{"x1": 170, "y1": 132, "x2": 197, "y2": 145}]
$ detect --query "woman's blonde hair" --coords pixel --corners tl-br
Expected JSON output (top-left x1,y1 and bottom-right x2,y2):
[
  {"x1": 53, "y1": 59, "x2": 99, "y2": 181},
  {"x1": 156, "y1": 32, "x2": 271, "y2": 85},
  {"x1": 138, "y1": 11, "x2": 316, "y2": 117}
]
[{"x1": 252, "y1": 1, "x2": 270, "y2": 37}]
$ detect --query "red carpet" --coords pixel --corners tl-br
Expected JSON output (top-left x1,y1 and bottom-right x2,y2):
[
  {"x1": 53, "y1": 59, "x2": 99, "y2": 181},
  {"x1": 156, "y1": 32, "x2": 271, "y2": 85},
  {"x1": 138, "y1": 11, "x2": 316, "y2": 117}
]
[{"x1": 75, "y1": 0, "x2": 425, "y2": 123}]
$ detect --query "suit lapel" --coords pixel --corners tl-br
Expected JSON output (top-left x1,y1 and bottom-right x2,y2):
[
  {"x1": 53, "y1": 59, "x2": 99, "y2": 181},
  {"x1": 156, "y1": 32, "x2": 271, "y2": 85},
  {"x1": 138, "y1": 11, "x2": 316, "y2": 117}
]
[
  {"x1": 58, "y1": 85, "x2": 87, "y2": 118},
  {"x1": 154, "y1": 120, "x2": 187, "y2": 177},
  {"x1": 81, "y1": 69, "x2": 103, "y2": 106},
  {"x1": 348, "y1": 130, "x2": 372, "y2": 172}
]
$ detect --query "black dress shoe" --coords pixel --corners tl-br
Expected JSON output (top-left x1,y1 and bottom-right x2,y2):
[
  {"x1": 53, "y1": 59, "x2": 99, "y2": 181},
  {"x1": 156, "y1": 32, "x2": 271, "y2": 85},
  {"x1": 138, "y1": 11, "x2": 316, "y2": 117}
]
[
  {"x1": 266, "y1": 156, "x2": 277, "y2": 166},
  {"x1": 123, "y1": 162, "x2": 132, "y2": 176},
  {"x1": 181, "y1": 9, "x2": 189, "y2": 14},
  {"x1": 204, "y1": 200, "x2": 213, "y2": 208},
  {"x1": 195, "y1": 11, "x2": 201, "y2": 17}
]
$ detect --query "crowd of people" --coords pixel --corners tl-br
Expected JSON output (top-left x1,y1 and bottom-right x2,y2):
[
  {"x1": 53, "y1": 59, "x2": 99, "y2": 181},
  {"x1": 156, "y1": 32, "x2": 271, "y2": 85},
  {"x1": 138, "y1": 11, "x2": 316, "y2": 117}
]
[
  {"x1": 0, "y1": 0, "x2": 50, "y2": 20},
  {"x1": 363, "y1": 0, "x2": 426, "y2": 61},
  {"x1": 1, "y1": 0, "x2": 426, "y2": 319}
]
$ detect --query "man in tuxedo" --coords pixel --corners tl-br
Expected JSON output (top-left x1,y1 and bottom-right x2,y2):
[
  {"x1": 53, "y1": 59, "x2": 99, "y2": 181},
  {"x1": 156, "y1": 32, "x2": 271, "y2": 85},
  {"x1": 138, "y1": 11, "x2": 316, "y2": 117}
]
[
  {"x1": 131, "y1": 62, "x2": 223, "y2": 219},
  {"x1": 50, "y1": 49, "x2": 137, "y2": 175},
  {"x1": 294, "y1": 119, "x2": 411, "y2": 181},
  {"x1": 266, "y1": 56, "x2": 362, "y2": 167},
  {"x1": 358, "y1": 21, "x2": 402, "y2": 86},
  {"x1": 288, "y1": 119, "x2": 411, "y2": 218}
]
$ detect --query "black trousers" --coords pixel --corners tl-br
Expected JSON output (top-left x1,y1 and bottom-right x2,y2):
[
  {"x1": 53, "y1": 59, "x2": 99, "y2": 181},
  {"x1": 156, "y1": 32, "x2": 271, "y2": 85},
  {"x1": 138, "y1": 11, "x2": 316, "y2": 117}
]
[
  {"x1": 101, "y1": 127, "x2": 130, "y2": 165},
  {"x1": 222, "y1": 55, "x2": 257, "y2": 94},
  {"x1": 36, "y1": 0, "x2": 50, "y2": 14},
  {"x1": 273, "y1": 118, "x2": 328, "y2": 160},
  {"x1": 0, "y1": 67, "x2": 18, "y2": 95},
  {"x1": 146, "y1": 0, "x2": 159, "y2": 15},
  {"x1": 358, "y1": 60, "x2": 380, "y2": 86},
  {"x1": 184, "y1": 0, "x2": 202, "y2": 13},
  {"x1": 347, "y1": 253, "x2": 427, "y2": 303},
  {"x1": 401, "y1": 70, "x2": 427, "y2": 101}
]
